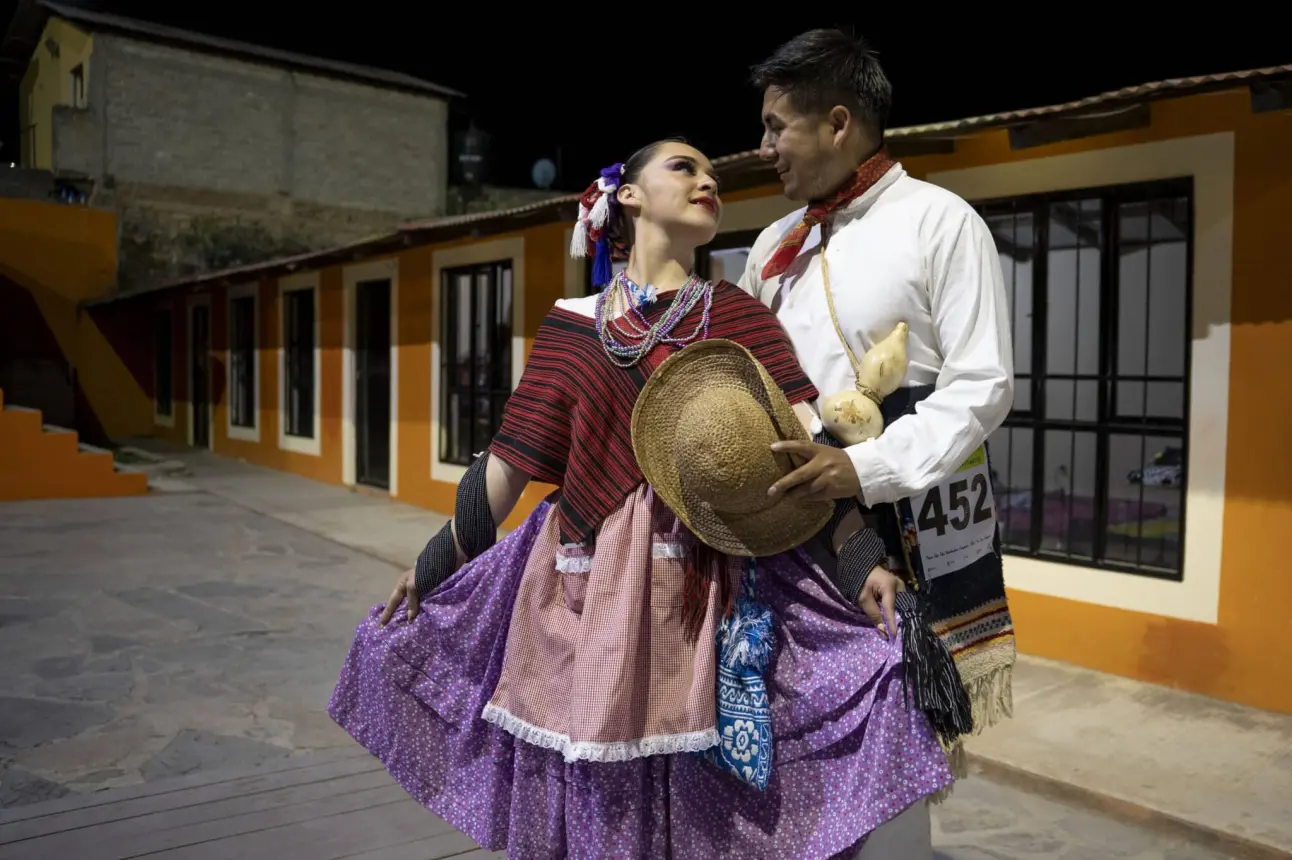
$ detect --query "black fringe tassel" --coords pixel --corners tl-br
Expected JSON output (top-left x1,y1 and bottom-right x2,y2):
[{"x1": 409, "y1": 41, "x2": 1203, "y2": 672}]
[{"x1": 895, "y1": 590, "x2": 974, "y2": 746}]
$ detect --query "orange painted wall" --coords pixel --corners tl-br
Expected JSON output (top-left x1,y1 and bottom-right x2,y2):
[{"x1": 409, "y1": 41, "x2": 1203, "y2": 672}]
[
  {"x1": 77, "y1": 87, "x2": 1292, "y2": 715},
  {"x1": 177, "y1": 274, "x2": 347, "y2": 484},
  {"x1": 0, "y1": 199, "x2": 116, "y2": 302},
  {"x1": 124, "y1": 221, "x2": 570, "y2": 520},
  {"x1": 0, "y1": 394, "x2": 147, "y2": 499},
  {"x1": 717, "y1": 92, "x2": 1292, "y2": 714},
  {"x1": 880, "y1": 92, "x2": 1292, "y2": 715},
  {"x1": 391, "y1": 246, "x2": 440, "y2": 510},
  {"x1": 393, "y1": 222, "x2": 568, "y2": 527},
  {"x1": 0, "y1": 199, "x2": 153, "y2": 439}
]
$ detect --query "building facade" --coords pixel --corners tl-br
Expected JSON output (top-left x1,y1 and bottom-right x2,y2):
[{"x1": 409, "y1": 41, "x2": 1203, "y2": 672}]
[
  {"x1": 5, "y1": 0, "x2": 459, "y2": 294},
  {"x1": 73, "y1": 67, "x2": 1292, "y2": 716}
]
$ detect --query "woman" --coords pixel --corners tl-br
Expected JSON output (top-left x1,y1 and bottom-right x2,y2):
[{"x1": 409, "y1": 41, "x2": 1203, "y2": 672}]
[{"x1": 327, "y1": 140, "x2": 954, "y2": 858}]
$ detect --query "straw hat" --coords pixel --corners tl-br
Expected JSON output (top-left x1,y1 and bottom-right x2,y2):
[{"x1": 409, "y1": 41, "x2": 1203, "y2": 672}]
[{"x1": 631, "y1": 339, "x2": 833, "y2": 557}]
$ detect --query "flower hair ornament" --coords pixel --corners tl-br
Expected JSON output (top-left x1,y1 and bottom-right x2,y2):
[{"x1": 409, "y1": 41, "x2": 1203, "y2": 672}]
[{"x1": 570, "y1": 162, "x2": 630, "y2": 288}]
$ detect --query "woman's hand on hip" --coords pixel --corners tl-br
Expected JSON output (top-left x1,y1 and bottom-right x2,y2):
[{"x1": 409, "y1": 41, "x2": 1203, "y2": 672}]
[
  {"x1": 858, "y1": 566, "x2": 904, "y2": 641},
  {"x1": 379, "y1": 568, "x2": 420, "y2": 626}
]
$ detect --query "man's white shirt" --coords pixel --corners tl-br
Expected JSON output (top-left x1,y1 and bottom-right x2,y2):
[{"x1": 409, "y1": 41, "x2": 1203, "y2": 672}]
[{"x1": 738, "y1": 163, "x2": 1014, "y2": 506}]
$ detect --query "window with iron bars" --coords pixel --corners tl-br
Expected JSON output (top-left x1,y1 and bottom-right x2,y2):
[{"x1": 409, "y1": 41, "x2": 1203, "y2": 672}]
[
  {"x1": 440, "y1": 260, "x2": 513, "y2": 466},
  {"x1": 229, "y1": 295, "x2": 255, "y2": 428},
  {"x1": 283, "y1": 287, "x2": 315, "y2": 439},
  {"x1": 977, "y1": 178, "x2": 1192, "y2": 580}
]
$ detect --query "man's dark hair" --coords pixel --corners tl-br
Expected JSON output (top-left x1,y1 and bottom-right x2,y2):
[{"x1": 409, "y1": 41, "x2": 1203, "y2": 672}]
[{"x1": 751, "y1": 29, "x2": 892, "y2": 136}]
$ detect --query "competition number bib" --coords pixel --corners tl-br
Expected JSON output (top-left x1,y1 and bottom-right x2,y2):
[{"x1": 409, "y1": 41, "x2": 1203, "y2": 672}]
[{"x1": 912, "y1": 446, "x2": 997, "y2": 580}]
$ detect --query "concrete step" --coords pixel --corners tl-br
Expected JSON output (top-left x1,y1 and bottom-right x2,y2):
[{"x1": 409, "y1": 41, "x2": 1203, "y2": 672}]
[
  {"x1": 0, "y1": 395, "x2": 148, "y2": 500},
  {"x1": 110, "y1": 445, "x2": 192, "y2": 486}
]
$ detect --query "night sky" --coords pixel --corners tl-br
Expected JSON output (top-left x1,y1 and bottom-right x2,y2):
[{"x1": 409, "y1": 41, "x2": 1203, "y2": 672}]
[{"x1": 2, "y1": 2, "x2": 1287, "y2": 194}]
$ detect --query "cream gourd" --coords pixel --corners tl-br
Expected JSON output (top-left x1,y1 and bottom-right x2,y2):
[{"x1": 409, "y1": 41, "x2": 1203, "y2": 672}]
[{"x1": 819, "y1": 322, "x2": 910, "y2": 445}]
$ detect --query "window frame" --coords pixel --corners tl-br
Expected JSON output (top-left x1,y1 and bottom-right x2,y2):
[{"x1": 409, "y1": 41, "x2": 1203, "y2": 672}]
[
  {"x1": 226, "y1": 284, "x2": 259, "y2": 440},
  {"x1": 69, "y1": 63, "x2": 86, "y2": 108},
  {"x1": 277, "y1": 275, "x2": 321, "y2": 455},
  {"x1": 284, "y1": 288, "x2": 315, "y2": 439},
  {"x1": 439, "y1": 260, "x2": 514, "y2": 467},
  {"x1": 975, "y1": 176, "x2": 1194, "y2": 582}
]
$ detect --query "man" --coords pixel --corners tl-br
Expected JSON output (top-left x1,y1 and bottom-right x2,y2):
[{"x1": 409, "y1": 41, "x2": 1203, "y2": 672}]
[{"x1": 738, "y1": 29, "x2": 1017, "y2": 859}]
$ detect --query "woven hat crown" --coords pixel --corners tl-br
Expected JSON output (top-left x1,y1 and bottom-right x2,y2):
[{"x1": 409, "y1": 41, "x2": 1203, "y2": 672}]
[
  {"x1": 676, "y1": 388, "x2": 785, "y2": 516},
  {"x1": 631, "y1": 339, "x2": 832, "y2": 557}
]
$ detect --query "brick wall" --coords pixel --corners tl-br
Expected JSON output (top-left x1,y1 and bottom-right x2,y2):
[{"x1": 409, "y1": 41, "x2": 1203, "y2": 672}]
[
  {"x1": 74, "y1": 35, "x2": 450, "y2": 215},
  {"x1": 48, "y1": 33, "x2": 453, "y2": 293},
  {"x1": 50, "y1": 104, "x2": 99, "y2": 176}
]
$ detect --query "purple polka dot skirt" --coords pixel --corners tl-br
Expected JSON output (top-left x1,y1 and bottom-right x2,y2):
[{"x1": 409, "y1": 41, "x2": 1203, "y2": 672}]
[{"x1": 327, "y1": 502, "x2": 953, "y2": 859}]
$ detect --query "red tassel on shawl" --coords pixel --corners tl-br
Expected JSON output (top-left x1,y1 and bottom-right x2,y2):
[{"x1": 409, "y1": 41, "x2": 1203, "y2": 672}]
[{"x1": 682, "y1": 542, "x2": 733, "y2": 640}]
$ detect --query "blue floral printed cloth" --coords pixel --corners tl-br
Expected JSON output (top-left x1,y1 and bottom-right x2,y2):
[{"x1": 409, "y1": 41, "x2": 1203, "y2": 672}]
[{"x1": 700, "y1": 558, "x2": 774, "y2": 791}]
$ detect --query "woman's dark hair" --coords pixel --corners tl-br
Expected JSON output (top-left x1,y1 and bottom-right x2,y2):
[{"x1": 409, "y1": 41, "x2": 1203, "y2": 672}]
[
  {"x1": 608, "y1": 136, "x2": 689, "y2": 252},
  {"x1": 751, "y1": 28, "x2": 892, "y2": 137},
  {"x1": 621, "y1": 138, "x2": 683, "y2": 187}
]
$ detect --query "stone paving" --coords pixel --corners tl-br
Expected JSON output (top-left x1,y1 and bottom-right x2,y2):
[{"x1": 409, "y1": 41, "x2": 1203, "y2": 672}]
[
  {"x1": 0, "y1": 488, "x2": 1253, "y2": 857},
  {"x1": 931, "y1": 777, "x2": 1237, "y2": 860},
  {"x1": 0, "y1": 492, "x2": 398, "y2": 804}
]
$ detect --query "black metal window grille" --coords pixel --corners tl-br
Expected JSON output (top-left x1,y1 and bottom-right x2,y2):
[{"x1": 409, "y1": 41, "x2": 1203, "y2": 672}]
[
  {"x1": 229, "y1": 295, "x2": 255, "y2": 428},
  {"x1": 976, "y1": 178, "x2": 1193, "y2": 580},
  {"x1": 284, "y1": 287, "x2": 315, "y2": 439},
  {"x1": 440, "y1": 261, "x2": 513, "y2": 466}
]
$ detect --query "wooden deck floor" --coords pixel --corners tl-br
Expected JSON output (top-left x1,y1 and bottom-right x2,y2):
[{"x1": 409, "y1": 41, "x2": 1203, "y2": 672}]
[{"x1": 0, "y1": 747, "x2": 503, "y2": 860}]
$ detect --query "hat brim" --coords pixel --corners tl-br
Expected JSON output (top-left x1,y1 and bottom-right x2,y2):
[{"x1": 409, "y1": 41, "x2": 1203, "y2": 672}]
[{"x1": 631, "y1": 339, "x2": 833, "y2": 557}]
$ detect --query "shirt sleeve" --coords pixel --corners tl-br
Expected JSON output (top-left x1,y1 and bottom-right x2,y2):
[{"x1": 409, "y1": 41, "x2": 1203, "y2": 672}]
[
  {"x1": 736, "y1": 238, "x2": 763, "y2": 299},
  {"x1": 845, "y1": 208, "x2": 1015, "y2": 504},
  {"x1": 489, "y1": 312, "x2": 575, "y2": 485}
]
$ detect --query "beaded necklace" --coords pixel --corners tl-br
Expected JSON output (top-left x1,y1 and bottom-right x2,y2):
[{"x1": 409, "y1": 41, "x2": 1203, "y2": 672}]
[{"x1": 594, "y1": 270, "x2": 713, "y2": 368}]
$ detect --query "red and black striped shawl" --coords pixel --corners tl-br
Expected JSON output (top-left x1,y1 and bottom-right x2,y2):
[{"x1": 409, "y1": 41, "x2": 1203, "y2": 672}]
[{"x1": 490, "y1": 280, "x2": 818, "y2": 544}]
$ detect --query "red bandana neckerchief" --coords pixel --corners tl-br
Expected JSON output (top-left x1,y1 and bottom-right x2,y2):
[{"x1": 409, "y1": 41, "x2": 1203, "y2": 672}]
[{"x1": 760, "y1": 147, "x2": 898, "y2": 281}]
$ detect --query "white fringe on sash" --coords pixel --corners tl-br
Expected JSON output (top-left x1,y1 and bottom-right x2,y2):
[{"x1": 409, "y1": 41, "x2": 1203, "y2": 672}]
[
  {"x1": 928, "y1": 741, "x2": 968, "y2": 805},
  {"x1": 966, "y1": 661, "x2": 1015, "y2": 731},
  {"x1": 929, "y1": 660, "x2": 1014, "y2": 804}
]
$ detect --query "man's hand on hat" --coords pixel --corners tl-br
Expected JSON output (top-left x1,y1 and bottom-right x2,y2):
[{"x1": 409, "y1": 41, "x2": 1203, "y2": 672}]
[{"x1": 766, "y1": 440, "x2": 862, "y2": 502}]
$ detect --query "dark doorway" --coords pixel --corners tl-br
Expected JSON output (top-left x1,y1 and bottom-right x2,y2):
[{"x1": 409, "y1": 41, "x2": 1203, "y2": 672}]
[
  {"x1": 190, "y1": 304, "x2": 211, "y2": 449},
  {"x1": 356, "y1": 279, "x2": 391, "y2": 489}
]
